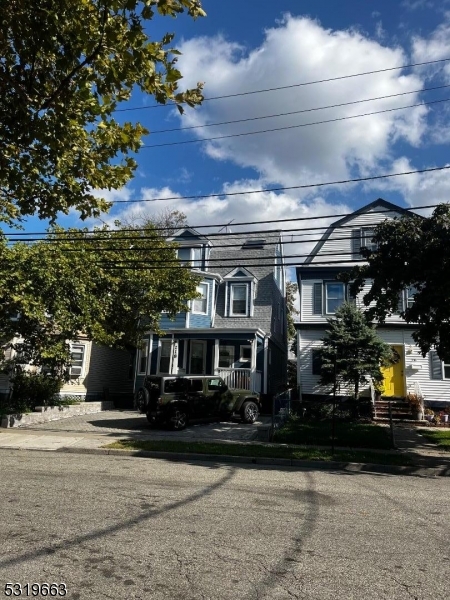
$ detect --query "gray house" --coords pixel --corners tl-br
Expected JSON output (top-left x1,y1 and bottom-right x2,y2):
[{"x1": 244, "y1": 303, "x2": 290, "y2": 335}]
[{"x1": 134, "y1": 228, "x2": 288, "y2": 402}]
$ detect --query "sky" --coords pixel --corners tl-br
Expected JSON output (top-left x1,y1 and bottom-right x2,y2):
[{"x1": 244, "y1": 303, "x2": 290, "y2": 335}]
[{"x1": 13, "y1": 0, "x2": 450, "y2": 267}]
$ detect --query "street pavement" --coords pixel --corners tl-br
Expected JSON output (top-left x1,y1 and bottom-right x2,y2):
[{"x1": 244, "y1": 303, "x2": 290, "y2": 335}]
[{"x1": 0, "y1": 450, "x2": 449, "y2": 599}]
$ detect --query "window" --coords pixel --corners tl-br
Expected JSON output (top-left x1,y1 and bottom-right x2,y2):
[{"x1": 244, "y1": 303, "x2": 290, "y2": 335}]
[
  {"x1": 406, "y1": 286, "x2": 417, "y2": 309},
  {"x1": 429, "y1": 350, "x2": 449, "y2": 380},
  {"x1": 189, "y1": 379, "x2": 204, "y2": 392},
  {"x1": 239, "y1": 345, "x2": 251, "y2": 366},
  {"x1": 230, "y1": 283, "x2": 248, "y2": 316},
  {"x1": 138, "y1": 340, "x2": 149, "y2": 375},
  {"x1": 69, "y1": 344, "x2": 85, "y2": 378},
  {"x1": 177, "y1": 246, "x2": 203, "y2": 270},
  {"x1": 159, "y1": 340, "x2": 172, "y2": 374},
  {"x1": 361, "y1": 227, "x2": 377, "y2": 252},
  {"x1": 164, "y1": 378, "x2": 188, "y2": 394},
  {"x1": 325, "y1": 282, "x2": 345, "y2": 314},
  {"x1": 192, "y1": 283, "x2": 208, "y2": 314},
  {"x1": 207, "y1": 378, "x2": 226, "y2": 391},
  {"x1": 312, "y1": 349, "x2": 323, "y2": 376},
  {"x1": 219, "y1": 345, "x2": 234, "y2": 368}
]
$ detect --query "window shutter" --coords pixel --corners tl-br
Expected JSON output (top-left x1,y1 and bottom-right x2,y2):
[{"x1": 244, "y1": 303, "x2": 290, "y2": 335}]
[
  {"x1": 430, "y1": 351, "x2": 443, "y2": 380},
  {"x1": 352, "y1": 229, "x2": 362, "y2": 257},
  {"x1": 313, "y1": 283, "x2": 323, "y2": 315}
]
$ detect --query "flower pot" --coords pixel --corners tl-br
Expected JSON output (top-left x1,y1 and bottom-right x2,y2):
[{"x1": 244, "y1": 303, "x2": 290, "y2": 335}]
[
  {"x1": 413, "y1": 410, "x2": 424, "y2": 421},
  {"x1": 442, "y1": 414, "x2": 449, "y2": 423},
  {"x1": 425, "y1": 414, "x2": 434, "y2": 422}
]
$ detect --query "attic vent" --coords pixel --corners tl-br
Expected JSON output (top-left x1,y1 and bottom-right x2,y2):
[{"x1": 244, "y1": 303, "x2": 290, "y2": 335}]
[{"x1": 243, "y1": 238, "x2": 266, "y2": 249}]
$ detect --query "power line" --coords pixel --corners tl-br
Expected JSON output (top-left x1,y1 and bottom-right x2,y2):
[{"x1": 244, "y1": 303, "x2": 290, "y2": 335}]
[
  {"x1": 141, "y1": 97, "x2": 450, "y2": 148},
  {"x1": 115, "y1": 56, "x2": 450, "y2": 112},
  {"x1": 107, "y1": 166, "x2": 450, "y2": 204},
  {"x1": 149, "y1": 84, "x2": 450, "y2": 135},
  {"x1": 1, "y1": 203, "x2": 440, "y2": 242}
]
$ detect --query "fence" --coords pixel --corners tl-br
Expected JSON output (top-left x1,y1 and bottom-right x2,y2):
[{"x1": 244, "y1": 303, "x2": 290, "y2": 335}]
[{"x1": 270, "y1": 388, "x2": 293, "y2": 441}]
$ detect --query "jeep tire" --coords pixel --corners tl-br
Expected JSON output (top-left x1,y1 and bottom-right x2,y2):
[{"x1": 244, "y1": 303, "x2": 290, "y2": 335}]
[{"x1": 241, "y1": 400, "x2": 259, "y2": 424}]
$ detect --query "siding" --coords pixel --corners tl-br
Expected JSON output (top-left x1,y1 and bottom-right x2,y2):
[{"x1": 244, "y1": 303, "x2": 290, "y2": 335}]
[
  {"x1": 159, "y1": 312, "x2": 187, "y2": 330},
  {"x1": 298, "y1": 327, "x2": 450, "y2": 404},
  {"x1": 307, "y1": 205, "x2": 404, "y2": 266},
  {"x1": 189, "y1": 278, "x2": 214, "y2": 328}
]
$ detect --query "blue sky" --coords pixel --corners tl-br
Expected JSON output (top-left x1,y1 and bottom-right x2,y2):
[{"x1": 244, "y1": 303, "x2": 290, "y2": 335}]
[{"x1": 15, "y1": 0, "x2": 450, "y2": 249}]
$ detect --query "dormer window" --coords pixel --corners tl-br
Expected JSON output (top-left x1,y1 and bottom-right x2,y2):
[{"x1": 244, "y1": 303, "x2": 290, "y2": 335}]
[
  {"x1": 177, "y1": 246, "x2": 204, "y2": 271},
  {"x1": 224, "y1": 267, "x2": 256, "y2": 318}
]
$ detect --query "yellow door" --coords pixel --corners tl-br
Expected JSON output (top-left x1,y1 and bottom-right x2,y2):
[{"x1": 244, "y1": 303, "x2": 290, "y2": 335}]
[{"x1": 380, "y1": 345, "x2": 405, "y2": 397}]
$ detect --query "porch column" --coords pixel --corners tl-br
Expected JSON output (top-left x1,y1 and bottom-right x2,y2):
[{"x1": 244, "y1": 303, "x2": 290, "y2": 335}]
[
  {"x1": 214, "y1": 338, "x2": 219, "y2": 374},
  {"x1": 251, "y1": 337, "x2": 257, "y2": 392},
  {"x1": 263, "y1": 336, "x2": 269, "y2": 395}
]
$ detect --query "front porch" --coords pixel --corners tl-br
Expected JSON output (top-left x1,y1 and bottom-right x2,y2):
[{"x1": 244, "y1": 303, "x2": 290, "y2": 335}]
[{"x1": 137, "y1": 331, "x2": 267, "y2": 394}]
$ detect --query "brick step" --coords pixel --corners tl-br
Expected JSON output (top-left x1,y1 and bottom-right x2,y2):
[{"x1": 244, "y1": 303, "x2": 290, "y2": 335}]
[
  {"x1": 376, "y1": 400, "x2": 410, "y2": 407},
  {"x1": 375, "y1": 412, "x2": 413, "y2": 420},
  {"x1": 373, "y1": 416, "x2": 416, "y2": 423}
]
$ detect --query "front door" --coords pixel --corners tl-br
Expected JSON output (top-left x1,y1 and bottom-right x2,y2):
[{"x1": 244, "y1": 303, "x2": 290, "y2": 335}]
[
  {"x1": 380, "y1": 345, "x2": 405, "y2": 397},
  {"x1": 190, "y1": 341, "x2": 206, "y2": 375}
]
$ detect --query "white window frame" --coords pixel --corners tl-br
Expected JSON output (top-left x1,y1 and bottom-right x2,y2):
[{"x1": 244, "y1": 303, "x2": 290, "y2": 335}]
[
  {"x1": 406, "y1": 286, "x2": 417, "y2": 309},
  {"x1": 192, "y1": 282, "x2": 209, "y2": 315},
  {"x1": 443, "y1": 361, "x2": 450, "y2": 380},
  {"x1": 137, "y1": 340, "x2": 149, "y2": 375},
  {"x1": 361, "y1": 227, "x2": 378, "y2": 252},
  {"x1": 177, "y1": 246, "x2": 203, "y2": 270},
  {"x1": 239, "y1": 345, "x2": 252, "y2": 365},
  {"x1": 69, "y1": 344, "x2": 86, "y2": 378},
  {"x1": 218, "y1": 345, "x2": 234, "y2": 368},
  {"x1": 325, "y1": 282, "x2": 345, "y2": 315},
  {"x1": 158, "y1": 339, "x2": 173, "y2": 375},
  {"x1": 230, "y1": 282, "x2": 249, "y2": 317}
]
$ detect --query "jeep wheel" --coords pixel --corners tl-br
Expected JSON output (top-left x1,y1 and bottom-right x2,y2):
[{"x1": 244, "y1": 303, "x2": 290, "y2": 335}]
[
  {"x1": 146, "y1": 413, "x2": 157, "y2": 427},
  {"x1": 169, "y1": 407, "x2": 188, "y2": 431},
  {"x1": 135, "y1": 388, "x2": 149, "y2": 413},
  {"x1": 241, "y1": 401, "x2": 259, "y2": 424}
]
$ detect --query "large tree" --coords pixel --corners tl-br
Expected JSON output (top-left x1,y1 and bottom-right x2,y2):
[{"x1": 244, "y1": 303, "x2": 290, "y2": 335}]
[
  {"x1": 0, "y1": 226, "x2": 198, "y2": 375},
  {"x1": 0, "y1": 0, "x2": 204, "y2": 224},
  {"x1": 319, "y1": 302, "x2": 394, "y2": 400},
  {"x1": 348, "y1": 204, "x2": 450, "y2": 361}
]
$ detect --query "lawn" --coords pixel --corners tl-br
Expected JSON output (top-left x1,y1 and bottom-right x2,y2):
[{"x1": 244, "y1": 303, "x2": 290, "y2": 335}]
[
  {"x1": 273, "y1": 417, "x2": 392, "y2": 449},
  {"x1": 104, "y1": 438, "x2": 411, "y2": 466},
  {"x1": 419, "y1": 429, "x2": 450, "y2": 450}
]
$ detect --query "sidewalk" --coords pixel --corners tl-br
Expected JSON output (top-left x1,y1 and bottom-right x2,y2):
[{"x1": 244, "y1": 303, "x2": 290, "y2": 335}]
[{"x1": 0, "y1": 418, "x2": 449, "y2": 477}]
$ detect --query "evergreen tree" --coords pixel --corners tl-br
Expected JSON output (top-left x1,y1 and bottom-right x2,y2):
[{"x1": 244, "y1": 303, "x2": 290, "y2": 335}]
[{"x1": 319, "y1": 302, "x2": 394, "y2": 401}]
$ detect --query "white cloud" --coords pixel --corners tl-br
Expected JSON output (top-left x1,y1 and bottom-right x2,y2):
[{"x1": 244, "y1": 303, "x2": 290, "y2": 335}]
[
  {"x1": 175, "y1": 15, "x2": 427, "y2": 193},
  {"x1": 412, "y1": 14, "x2": 450, "y2": 81}
]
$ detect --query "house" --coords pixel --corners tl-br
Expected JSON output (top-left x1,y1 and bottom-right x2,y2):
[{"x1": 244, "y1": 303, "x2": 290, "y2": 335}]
[
  {"x1": 295, "y1": 198, "x2": 450, "y2": 409},
  {"x1": 0, "y1": 335, "x2": 134, "y2": 405},
  {"x1": 134, "y1": 228, "x2": 288, "y2": 404}
]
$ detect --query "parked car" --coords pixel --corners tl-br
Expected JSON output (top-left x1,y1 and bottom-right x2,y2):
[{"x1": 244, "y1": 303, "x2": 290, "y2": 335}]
[{"x1": 135, "y1": 375, "x2": 260, "y2": 430}]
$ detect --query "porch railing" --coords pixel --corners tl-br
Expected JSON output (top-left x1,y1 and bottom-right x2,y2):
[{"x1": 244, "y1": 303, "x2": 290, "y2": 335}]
[{"x1": 215, "y1": 368, "x2": 262, "y2": 393}]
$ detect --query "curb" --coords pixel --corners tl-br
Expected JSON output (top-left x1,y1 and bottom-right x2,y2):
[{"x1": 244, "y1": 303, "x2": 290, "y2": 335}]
[{"x1": 54, "y1": 445, "x2": 449, "y2": 478}]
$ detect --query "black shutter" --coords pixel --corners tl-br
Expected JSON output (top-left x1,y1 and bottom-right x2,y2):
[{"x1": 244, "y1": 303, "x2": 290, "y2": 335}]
[
  {"x1": 313, "y1": 283, "x2": 323, "y2": 315},
  {"x1": 430, "y1": 351, "x2": 443, "y2": 380},
  {"x1": 352, "y1": 228, "x2": 362, "y2": 258},
  {"x1": 312, "y1": 349, "x2": 323, "y2": 375}
]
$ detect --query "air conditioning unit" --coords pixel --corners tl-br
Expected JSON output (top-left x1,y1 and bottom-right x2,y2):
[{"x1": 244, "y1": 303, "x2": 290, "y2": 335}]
[{"x1": 70, "y1": 366, "x2": 82, "y2": 377}]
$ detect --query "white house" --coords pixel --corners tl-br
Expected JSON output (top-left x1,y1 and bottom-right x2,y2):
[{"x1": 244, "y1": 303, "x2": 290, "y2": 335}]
[{"x1": 295, "y1": 198, "x2": 450, "y2": 409}]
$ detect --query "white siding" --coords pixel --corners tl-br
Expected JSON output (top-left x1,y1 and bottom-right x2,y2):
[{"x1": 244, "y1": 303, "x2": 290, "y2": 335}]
[
  {"x1": 308, "y1": 206, "x2": 403, "y2": 266},
  {"x1": 298, "y1": 326, "x2": 450, "y2": 404}
]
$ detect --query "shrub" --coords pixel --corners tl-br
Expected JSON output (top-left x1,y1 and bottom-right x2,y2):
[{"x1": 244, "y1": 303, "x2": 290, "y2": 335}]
[{"x1": 7, "y1": 369, "x2": 63, "y2": 412}]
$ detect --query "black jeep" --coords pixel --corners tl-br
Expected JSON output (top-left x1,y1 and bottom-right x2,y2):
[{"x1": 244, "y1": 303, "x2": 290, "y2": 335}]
[{"x1": 135, "y1": 375, "x2": 260, "y2": 430}]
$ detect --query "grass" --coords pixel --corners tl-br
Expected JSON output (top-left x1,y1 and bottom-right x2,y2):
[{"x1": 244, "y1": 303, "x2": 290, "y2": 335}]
[
  {"x1": 273, "y1": 418, "x2": 392, "y2": 450},
  {"x1": 419, "y1": 429, "x2": 450, "y2": 450},
  {"x1": 104, "y1": 438, "x2": 412, "y2": 467}
]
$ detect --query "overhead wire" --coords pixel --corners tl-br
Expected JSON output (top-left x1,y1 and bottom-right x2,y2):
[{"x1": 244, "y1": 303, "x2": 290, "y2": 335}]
[
  {"x1": 114, "y1": 56, "x2": 450, "y2": 112},
  {"x1": 147, "y1": 84, "x2": 450, "y2": 134},
  {"x1": 1, "y1": 204, "x2": 440, "y2": 244},
  {"x1": 141, "y1": 97, "x2": 450, "y2": 148}
]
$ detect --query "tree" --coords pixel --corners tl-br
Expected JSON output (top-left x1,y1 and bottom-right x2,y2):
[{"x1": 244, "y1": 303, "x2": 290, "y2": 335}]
[
  {"x1": 0, "y1": 225, "x2": 199, "y2": 377},
  {"x1": 348, "y1": 204, "x2": 450, "y2": 361},
  {"x1": 0, "y1": 0, "x2": 205, "y2": 225},
  {"x1": 286, "y1": 281, "x2": 299, "y2": 356},
  {"x1": 319, "y1": 302, "x2": 394, "y2": 401}
]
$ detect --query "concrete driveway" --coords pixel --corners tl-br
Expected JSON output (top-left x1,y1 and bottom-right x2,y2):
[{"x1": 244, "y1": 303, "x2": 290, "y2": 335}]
[{"x1": 19, "y1": 409, "x2": 269, "y2": 442}]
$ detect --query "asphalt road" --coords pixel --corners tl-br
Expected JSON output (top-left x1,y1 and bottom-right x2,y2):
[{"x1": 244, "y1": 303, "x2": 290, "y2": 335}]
[{"x1": 0, "y1": 451, "x2": 449, "y2": 600}]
